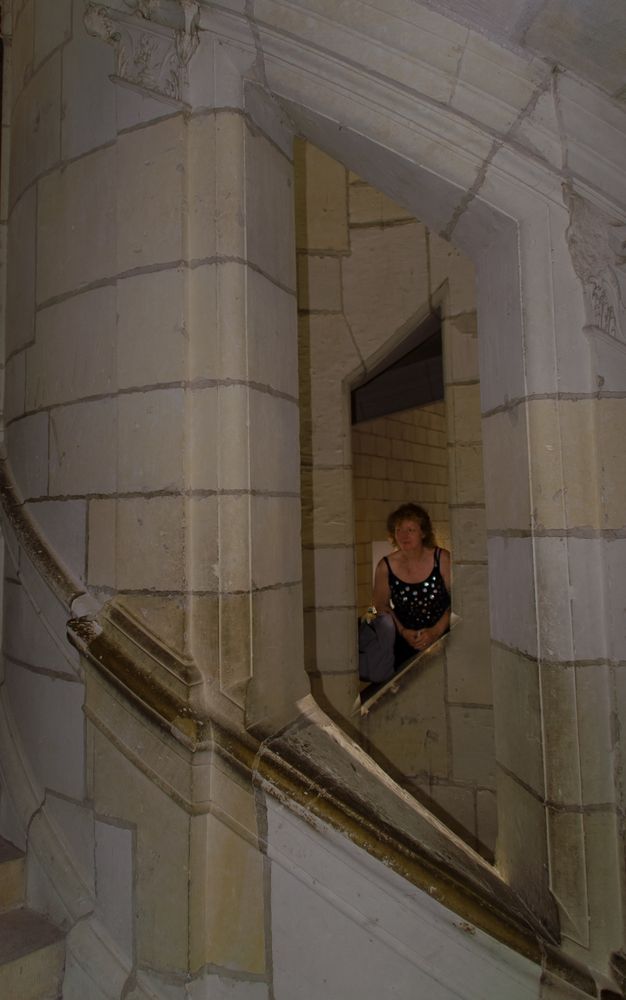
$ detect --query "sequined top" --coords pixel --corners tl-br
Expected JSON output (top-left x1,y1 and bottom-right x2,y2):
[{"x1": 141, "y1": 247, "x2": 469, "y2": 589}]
[{"x1": 384, "y1": 549, "x2": 450, "y2": 631}]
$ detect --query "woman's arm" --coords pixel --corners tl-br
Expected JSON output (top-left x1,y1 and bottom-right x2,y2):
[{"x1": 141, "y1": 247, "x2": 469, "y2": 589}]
[
  {"x1": 412, "y1": 549, "x2": 452, "y2": 651},
  {"x1": 439, "y1": 548, "x2": 451, "y2": 595},
  {"x1": 372, "y1": 558, "x2": 392, "y2": 614}
]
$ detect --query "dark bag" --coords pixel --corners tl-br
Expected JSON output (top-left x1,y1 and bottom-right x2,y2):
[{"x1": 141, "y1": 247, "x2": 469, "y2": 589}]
[{"x1": 358, "y1": 613, "x2": 395, "y2": 683}]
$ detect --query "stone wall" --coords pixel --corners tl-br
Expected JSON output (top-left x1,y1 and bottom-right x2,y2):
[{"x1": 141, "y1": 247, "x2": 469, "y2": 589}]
[
  {"x1": 296, "y1": 141, "x2": 495, "y2": 857},
  {"x1": 1, "y1": 0, "x2": 626, "y2": 993}
]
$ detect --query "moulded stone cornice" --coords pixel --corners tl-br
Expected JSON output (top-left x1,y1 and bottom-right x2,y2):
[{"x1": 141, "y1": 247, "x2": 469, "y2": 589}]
[{"x1": 84, "y1": 0, "x2": 200, "y2": 104}]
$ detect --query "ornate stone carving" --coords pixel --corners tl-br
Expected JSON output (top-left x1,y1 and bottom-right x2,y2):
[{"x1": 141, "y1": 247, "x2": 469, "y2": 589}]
[
  {"x1": 84, "y1": 0, "x2": 200, "y2": 104},
  {"x1": 566, "y1": 191, "x2": 626, "y2": 345}
]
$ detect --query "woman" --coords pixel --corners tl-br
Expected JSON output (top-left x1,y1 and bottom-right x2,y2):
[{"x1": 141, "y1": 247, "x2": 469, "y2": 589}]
[{"x1": 360, "y1": 504, "x2": 450, "y2": 683}]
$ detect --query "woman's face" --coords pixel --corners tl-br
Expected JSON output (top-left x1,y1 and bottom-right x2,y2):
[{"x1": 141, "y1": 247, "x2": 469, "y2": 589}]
[{"x1": 394, "y1": 518, "x2": 424, "y2": 551}]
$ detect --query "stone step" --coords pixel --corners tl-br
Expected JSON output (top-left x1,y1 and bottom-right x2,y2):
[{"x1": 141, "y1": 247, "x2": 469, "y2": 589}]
[
  {"x1": 0, "y1": 836, "x2": 25, "y2": 912},
  {"x1": 0, "y1": 907, "x2": 65, "y2": 1000}
]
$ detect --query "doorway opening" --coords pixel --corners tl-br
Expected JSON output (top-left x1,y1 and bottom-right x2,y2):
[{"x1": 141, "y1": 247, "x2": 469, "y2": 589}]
[{"x1": 295, "y1": 139, "x2": 496, "y2": 860}]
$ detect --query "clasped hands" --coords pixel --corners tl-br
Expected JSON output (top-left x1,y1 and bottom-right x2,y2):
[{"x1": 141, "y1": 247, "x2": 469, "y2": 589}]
[{"x1": 401, "y1": 626, "x2": 438, "y2": 652}]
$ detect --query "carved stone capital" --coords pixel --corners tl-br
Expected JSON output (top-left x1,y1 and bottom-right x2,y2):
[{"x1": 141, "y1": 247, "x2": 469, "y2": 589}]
[
  {"x1": 84, "y1": 0, "x2": 200, "y2": 104},
  {"x1": 566, "y1": 191, "x2": 626, "y2": 346}
]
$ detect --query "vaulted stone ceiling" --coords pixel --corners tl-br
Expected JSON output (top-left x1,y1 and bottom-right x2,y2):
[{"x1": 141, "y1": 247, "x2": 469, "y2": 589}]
[{"x1": 423, "y1": 0, "x2": 626, "y2": 102}]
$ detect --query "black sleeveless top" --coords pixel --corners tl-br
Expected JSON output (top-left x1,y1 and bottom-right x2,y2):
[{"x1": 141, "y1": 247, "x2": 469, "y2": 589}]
[{"x1": 384, "y1": 549, "x2": 450, "y2": 631}]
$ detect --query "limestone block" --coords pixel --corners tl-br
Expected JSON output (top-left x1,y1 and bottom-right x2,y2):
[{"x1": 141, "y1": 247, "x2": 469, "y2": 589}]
[
  {"x1": 117, "y1": 594, "x2": 187, "y2": 655},
  {"x1": 90, "y1": 725, "x2": 190, "y2": 972},
  {"x1": 449, "y1": 706, "x2": 495, "y2": 787},
  {"x1": 534, "y1": 536, "x2": 576, "y2": 662},
  {"x1": 539, "y1": 971, "x2": 594, "y2": 999},
  {"x1": 246, "y1": 126, "x2": 296, "y2": 291},
  {"x1": 18, "y1": 550, "x2": 79, "y2": 668},
  {"x1": 452, "y1": 32, "x2": 546, "y2": 134},
  {"x1": 527, "y1": 398, "x2": 599, "y2": 531},
  {"x1": 217, "y1": 495, "x2": 251, "y2": 594},
  {"x1": 476, "y1": 789, "x2": 497, "y2": 859},
  {"x1": 425, "y1": 782, "x2": 477, "y2": 847},
  {"x1": 49, "y1": 398, "x2": 117, "y2": 496},
  {"x1": 342, "y1": 223, "x2": 429, "y2": 363},
  {"x1": 249, "y1": 584, "x2": 308, "y2": 719},
  {"x1": 6, "y1": 185, "x2": 36, "y2": 356},
  {"x1": 186, "y1": 263, "x2": 219, "y2": 381},
  {"x1": 495, "y1": 768, "x2": 549, "y2": 918},
  {"x1": 249, "y1": 391, "x2": 300, "y2": 493},
  {"x1": 33, "y1": 0, "x2": 71, "y2": 69},
  {"x1": 95, "y1": 819, "x2": 133, "y2": 958},
  {"x1": 139, "y1": 971, "x2": 269, "y2": 1000},
  {"x1": 247, "y1": 267, "x2": 299, "y2": 397},
  {"x1": 114, "y1": 497, "x2": 185, "y2": 592},
  {"x1": 449, "y1": 506, "x2": 487, "y2": 562},
  {"x1": 606, "y1": 539, "x2": 626, "y2": 661},
  {"x1": 213, "y1": 384, "x2": 249, "y2": 492},
  {"x1": 37, "y1": 145, "x2": 115, "y2": 304},
  {"x1": 189, "y1": 811, "x2": 265, "y2": 974},
  {"x1": 445, "y1": 620, "x2": 492, "y2": 706},
  {"x1": 308, "y1": 607, "x2": 357, "y2": 675},
  {"x1": 188, "y1": 386, "x2": 218, "y2": 493},
  {"x1": 583, "y1": 809, "x2": 624, "y2": 966},
  {"x1": 361, "y1": 653, "x2": 448, "y2": 779},
  {"x1": 542, "y1": 662, "x2": 615, "y2": 807},
  {"x1": 512, "y1": 88, "x2": 563, "y2": 171},
  {"x1": 45, "y1": 793, "x2": 95, "y2": 895},
  {"x1": 186, "y1": 111, "x2": 242, "y2": 263},
  {"x1": 117, "y1": 388, "x2": 185, "y2": 493},
  {"x1": 61, "y1": 0, "x2": 116, "y2": 160},
  {"x1": 251, "y1": 496, "x2": 301, "y2": 591},
  {"x1": 597, "y1": 398, "x2": 626, "y2": 529},
  {"x1": 3, "y1": 659, "x2": 84, "y2": 799},
  {"x1": 442, "y1": 312, "x2": 479, "y2": 385},
  {"x1": 466, "y1": 224, "x2": 526, "y2": 414},
  {"x1": 302, "y1": 467, "x2": 354, "y2": 547},
  {"x1": 296, "y1": 254, "x2": 342, "y2": 312},
  {"x1": 447, "y1": 383, "x2": 482, "y2": 445},
  {"x1": 188, "y1": 497, "x2": 219, "y2": 594},
  {"x1": 4, "y1": 351, "x2": 26, "y2": 423},
  {"x1": 25, "y1": 499, "x2": 87, "y2": 583},
  {"x1": 428, "y1": 233, "x2": 476, "y2": 317},
  {"x1": 349, "y1": 185, "x2": 413, "y2": 226},
  {"x1": 10, "y1": 0, "x2": 33, "y2": 101},
  {"x1": 218, "y1": 591, "x2": 252, "y2": 697},
  {"x1": 450, "y1": 443, "x2": 485, "y2": 506},
  {"x1": 3, "y1": 579, "x2": 70, "y2": 675},
  {"x1": 294, "y1": 140, "x2": 348, "y2": 253},
  {"x1": 546, "y1": 808, "x2": 588, "y2": 944},
  {"x1": 492, "y1": 645, "x2": 544, "y2": 797},
  {"x1": 6, "y1": 412, "x2": 48, "y2": 500},
  {"x1": 481, "y1": 408, "x2": 530, "y2": 530},
  {"x1": 487, "y1": 536, "x2": 537, "y2": 657},
  {"x1": 117, "y1": 268, "x2": 186, "y2": 389},
  {"x1": 310, "y1": 546, "x2": 355, "y2": 609},
  {"x1": 87, "y1": 499, "x2": 116, "y2": 589},
  {"x1": 10, "y1": 52, "x2": 60, "y2": 200},
  {"x1": 309, "y1": 671, "x2": 357, "y2": 719},
  {"x1": 116, "y1": 115, "x2": 185, "y2": 274},
  {"x1": 26, "y1": 285, "x2": 116, "y2": 410},
  {"x1": 301, "y1": 313, "x2": 362, "y2": 467}
]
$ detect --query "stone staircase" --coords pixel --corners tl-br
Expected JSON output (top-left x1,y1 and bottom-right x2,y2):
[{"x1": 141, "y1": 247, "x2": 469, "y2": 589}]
[{"x1": 0, "y1": 835, "x2": 65, "y2": 1000}]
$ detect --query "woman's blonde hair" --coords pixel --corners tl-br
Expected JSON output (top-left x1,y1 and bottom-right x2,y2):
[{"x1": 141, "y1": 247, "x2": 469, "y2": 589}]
[{"x1": 386, "y1": 503, "x2": 436, "y2": 549}]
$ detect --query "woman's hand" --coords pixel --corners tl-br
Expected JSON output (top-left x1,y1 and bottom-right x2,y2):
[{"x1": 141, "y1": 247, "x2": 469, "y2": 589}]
[{"x1": 401, "y1": 627, "x2": 438, "y2": 651}]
